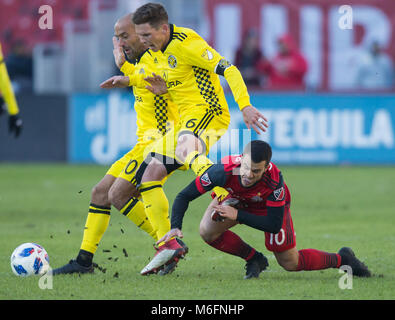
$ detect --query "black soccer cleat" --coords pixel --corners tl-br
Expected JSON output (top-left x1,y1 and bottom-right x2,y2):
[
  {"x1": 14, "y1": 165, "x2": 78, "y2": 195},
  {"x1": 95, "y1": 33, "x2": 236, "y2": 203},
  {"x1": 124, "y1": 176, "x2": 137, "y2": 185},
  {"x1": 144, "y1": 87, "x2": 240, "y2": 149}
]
[
  {"x1": 52, "y1": 259, "x2": 94, "y2": 276},
  {"x1": 244, "y1": 252, "x2": 269, "y2": 279},
  {"x1": 338, "y1": 247, "x2": 371, "y2": 277}
]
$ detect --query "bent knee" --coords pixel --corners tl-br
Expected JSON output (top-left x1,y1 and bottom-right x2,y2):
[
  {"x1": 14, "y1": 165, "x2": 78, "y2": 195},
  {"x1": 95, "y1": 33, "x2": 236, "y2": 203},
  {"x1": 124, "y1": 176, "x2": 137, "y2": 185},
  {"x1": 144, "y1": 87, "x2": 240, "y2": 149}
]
[
  {"x1": 91, "y1": 183, "x2": 110, "y2": 203},
  {"x1": 175, "y1": 135, "x2": 204, "y2": 162},
  {"x1": 199, "y1": 224, "x2": 220, "y2": 244}
]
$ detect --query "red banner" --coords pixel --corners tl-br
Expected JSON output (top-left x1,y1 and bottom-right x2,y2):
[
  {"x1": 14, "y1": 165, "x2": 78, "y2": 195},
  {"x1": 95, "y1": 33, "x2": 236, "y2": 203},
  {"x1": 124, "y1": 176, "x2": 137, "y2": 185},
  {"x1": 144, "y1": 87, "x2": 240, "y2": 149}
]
[{"x1": 205, "y1": 0, "x2": 395, "y2": 91}]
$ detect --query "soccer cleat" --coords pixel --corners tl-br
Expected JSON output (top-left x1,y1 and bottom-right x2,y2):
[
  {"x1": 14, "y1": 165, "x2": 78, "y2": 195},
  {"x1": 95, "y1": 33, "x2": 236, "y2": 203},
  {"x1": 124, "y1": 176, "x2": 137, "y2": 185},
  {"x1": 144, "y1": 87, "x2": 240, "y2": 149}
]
[
  {"x1": 140, "y1": 238, "x2": 188, "y2": 276},
  {"x1": 158, "y1": 239, "x2": 189, "y2": 276},
  {"x1": 52, "y1": 259, "x2": 94, "y2": 276},
  {"x1": 158, "y1": 260, "x2": 178, "y2": 276},
  {"x1": 244, "y1": 252, "x2": 269, "y2": 279},
  {"x1": 338, "y1": 247, "x2": 371, "y2": 277}
]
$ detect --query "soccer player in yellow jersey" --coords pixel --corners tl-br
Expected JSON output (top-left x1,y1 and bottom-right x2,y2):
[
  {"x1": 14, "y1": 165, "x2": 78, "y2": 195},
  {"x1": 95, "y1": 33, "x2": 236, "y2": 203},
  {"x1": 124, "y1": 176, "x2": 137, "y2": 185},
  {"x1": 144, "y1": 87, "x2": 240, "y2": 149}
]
[
  {"x1": 0, "y1": 42, "x2": 23, "y2": 137},
  {"x1": 129, "y1": 3, "x2": 269, "y2": 275},
  {"x1": 53, "y1": 14, "x2": 179, "y2": 275}
]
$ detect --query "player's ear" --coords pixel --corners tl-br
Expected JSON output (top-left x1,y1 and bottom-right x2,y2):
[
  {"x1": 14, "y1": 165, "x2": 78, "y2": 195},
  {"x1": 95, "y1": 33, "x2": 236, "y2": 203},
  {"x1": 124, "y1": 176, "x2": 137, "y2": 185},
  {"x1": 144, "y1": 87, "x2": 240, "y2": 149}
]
[{"x1": 161, "y1": 23, "x2": 169, "y2": 34}]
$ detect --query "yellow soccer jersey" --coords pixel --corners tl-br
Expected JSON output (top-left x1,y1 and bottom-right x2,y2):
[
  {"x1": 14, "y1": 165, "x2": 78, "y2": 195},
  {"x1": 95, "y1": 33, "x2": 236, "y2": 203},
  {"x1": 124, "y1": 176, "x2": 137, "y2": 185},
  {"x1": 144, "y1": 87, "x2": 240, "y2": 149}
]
[
  {"x1": 157, "y1": 24, "x2": 251, "y2": 117},
  {"x1": 0, "y1": 42, "x2": 19, "y2": 115},
  {"x1": 120, "y1": 49, "x2": 178, "y2": 142}
]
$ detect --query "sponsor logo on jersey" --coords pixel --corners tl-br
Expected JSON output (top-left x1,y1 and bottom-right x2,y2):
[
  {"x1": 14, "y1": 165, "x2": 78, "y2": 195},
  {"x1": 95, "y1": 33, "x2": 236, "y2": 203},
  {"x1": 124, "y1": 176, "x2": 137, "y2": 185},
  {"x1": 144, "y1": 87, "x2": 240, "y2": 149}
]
[
  {"x1": 201, "y1": 172, "x2": 212, "y2": 187},
  {"x1": 168, "y1": 55, "x2": 177, "y2": 68},
  {"x1": 162, "y1": 71, "x2": 168, "y2": 82},
  {"x1": 273, "y1": 187, "x2": 285, "y2": 201},
  {"x1": 167, "y1": 80, "x2": 182, "y2": 88}
]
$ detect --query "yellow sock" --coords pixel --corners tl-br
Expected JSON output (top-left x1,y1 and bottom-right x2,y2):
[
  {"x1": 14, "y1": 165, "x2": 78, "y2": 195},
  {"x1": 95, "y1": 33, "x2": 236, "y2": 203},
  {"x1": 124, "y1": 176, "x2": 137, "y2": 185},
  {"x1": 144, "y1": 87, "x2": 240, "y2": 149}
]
[
  {"x1": 139, "y1": 181, "x2": 170, "y2": 242},
  {"x1": 80, "y1": 204, "x2": 111, "y2": 254},
  {"x1": 184, "y1": 151, "x2": 229, "y2": 202},
  {"x1": 120, "y1": 197, "x2": 158, "y2": 241},
  {"x1": 184, "y1": 151, "x2": 213, "y2": 177}
]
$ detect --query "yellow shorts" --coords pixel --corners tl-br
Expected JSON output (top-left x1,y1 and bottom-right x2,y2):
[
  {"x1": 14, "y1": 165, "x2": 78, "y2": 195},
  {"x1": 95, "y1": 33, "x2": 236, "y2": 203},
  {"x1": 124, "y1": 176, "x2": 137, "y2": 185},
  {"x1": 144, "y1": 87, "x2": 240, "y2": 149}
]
[
  {"x1": 148, "y1": 107, "x2": 231, "y2": 170},
  {"x1": 106, "y1": 140, "x2": 155, "y2": 185}
]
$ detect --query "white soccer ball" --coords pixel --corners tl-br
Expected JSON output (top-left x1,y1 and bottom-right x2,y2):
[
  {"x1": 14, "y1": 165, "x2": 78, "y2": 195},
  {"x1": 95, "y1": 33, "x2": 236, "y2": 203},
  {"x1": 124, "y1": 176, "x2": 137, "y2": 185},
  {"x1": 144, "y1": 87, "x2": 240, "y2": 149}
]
[{"x1": 10, "y1": 243, "x2": 50, "y2": 277}]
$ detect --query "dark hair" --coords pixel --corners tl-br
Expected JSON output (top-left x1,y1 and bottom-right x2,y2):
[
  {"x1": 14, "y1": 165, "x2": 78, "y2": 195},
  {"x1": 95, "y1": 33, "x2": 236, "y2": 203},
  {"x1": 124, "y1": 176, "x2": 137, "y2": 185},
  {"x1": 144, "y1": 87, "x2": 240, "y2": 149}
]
[
  {"x1": 132, "y1": 3, "x2": 168, "y2": 28},
  {"x1": 243, "y1": 140, "x2": 272, "y2": 164}
]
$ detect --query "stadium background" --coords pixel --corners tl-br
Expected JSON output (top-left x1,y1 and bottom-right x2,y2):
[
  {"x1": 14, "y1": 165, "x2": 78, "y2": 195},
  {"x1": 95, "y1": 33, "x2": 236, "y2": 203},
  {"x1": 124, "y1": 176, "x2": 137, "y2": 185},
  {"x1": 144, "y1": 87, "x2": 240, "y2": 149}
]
[{"x1": 1, "y1": 0, "x2": 394, "y2": 165}]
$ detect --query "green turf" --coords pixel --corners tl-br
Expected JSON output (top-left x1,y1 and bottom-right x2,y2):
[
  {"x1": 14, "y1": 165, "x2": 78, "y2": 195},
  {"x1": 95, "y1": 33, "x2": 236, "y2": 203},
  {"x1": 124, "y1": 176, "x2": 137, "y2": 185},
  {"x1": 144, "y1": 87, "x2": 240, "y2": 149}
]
[{"x1": 0, "y1": 164, "x2": 394, "y2": 300}]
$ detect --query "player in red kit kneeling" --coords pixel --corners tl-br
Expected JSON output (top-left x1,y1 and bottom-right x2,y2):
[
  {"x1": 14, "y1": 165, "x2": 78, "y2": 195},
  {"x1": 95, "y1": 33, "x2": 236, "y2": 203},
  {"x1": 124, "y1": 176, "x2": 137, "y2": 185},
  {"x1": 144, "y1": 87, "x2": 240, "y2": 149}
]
[{"x1": 158, "y1": 140, "x2": 371, "y2": 279}]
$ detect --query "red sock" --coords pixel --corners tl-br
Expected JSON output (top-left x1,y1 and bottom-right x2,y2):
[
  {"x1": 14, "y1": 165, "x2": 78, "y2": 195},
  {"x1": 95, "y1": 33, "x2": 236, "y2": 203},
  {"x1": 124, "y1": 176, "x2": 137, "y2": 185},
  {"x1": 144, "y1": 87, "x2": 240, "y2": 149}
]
[
  {"x1": 297, "y1": 249, "x2": 341, "y2": 271},
  {"x1": 207, "y1": 230, "x2": 256, "y2": 261}
]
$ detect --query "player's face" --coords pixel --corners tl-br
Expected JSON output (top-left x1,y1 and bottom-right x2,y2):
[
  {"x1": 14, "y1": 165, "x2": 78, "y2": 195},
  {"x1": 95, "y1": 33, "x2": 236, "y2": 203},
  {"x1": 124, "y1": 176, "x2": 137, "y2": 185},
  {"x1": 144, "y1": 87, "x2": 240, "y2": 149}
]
[
  {"x1": 114, "y1": 21, "x2": 146, "y2": 60},
  {"x1": 239, "y1": 155, "x2": 268, "y2": 187},
  {"x1": 135, "y1": 23, "x2": 169, "y2": 52}
]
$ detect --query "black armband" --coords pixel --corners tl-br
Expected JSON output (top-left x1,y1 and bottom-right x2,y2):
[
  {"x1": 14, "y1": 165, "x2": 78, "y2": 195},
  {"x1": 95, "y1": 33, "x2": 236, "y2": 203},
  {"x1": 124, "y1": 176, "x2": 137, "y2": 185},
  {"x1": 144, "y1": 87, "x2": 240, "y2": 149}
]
[{"x1": 215, "y1": 59, "x2": 232, "y2": 76}]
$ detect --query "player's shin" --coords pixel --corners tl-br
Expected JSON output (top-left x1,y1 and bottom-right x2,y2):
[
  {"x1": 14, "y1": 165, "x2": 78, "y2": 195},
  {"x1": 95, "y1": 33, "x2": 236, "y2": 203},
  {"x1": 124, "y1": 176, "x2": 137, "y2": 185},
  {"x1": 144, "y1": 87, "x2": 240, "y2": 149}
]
[
  {"x1": 120, "y1": 196, "x2": 158, "y2": 241},
  {"x1": 139, "y1": 181, "x2": 171, "y2": 242},
  {"x1": 79, "y1": 204, "x2": 111, "y2": 265},
  {"x1": 206, "y1": 230, "x2": 256, "y2": 261},
  {"x1": 296, "y1": 249, "x2": 341, "y2": 271}
]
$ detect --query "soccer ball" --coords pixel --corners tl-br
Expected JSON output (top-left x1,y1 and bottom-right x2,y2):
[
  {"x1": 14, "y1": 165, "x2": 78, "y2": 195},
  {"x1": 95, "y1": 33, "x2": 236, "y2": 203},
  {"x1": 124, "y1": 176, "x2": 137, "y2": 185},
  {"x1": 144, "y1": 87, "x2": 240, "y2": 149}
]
[{"x1": 10, "y1": 243, "x2": 50, "y2": 277}]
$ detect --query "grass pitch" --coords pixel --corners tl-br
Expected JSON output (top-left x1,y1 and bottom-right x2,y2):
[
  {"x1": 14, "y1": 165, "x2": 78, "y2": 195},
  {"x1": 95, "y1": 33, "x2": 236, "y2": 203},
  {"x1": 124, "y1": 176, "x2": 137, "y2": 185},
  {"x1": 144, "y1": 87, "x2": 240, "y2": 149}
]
[{"x1": 0, "y1": 164, "x2": 394, "y2": 300}]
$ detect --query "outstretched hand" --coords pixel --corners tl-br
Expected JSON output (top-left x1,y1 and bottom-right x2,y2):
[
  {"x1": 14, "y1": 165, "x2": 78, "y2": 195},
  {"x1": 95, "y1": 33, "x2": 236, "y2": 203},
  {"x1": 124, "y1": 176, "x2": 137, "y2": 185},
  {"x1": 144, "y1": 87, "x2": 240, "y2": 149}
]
[
  {"x1": 100, "y1": 76, "x2": 129, "y2": 89},
  {"x1": 144, "y1": 73, "x2": 168, "y2": 95},
  {"x1": 242, "y1": 105, "x2": 268, "y2": 134},
  {"x1": 156, "y1": 228, "x2": 184, "y2": 246}
]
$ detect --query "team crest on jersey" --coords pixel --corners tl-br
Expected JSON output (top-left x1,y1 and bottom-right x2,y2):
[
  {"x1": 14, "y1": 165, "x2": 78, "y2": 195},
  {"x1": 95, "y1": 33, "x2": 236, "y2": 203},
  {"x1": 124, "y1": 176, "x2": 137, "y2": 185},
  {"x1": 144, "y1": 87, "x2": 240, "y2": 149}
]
[
  {"x1": 273, "y1": 187, "x2": 285, "y2": 201},
  {"x1": 168, "y1": 55, "x2": 177, "y2": 68},
  {"x1": 201, "y1": 49, "x2": 214, "y2": 61},
  {"x1": 201, "y1": 173, "x2": 212, "y2": 187}
]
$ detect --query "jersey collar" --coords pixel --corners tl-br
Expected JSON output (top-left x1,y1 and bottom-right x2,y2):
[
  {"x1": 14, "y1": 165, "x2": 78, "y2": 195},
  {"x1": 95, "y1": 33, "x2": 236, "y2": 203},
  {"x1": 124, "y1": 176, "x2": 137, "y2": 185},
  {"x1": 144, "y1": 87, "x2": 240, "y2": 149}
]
[
  {"x1": 136, "y1": 49, "x2": 151, "y2": 64},
  {"x1": 161, "y1": 23, "x2": 174, "y2": 53},
  {"x1": 125, "y1": 49, "x2": 151, "y2": 65}
]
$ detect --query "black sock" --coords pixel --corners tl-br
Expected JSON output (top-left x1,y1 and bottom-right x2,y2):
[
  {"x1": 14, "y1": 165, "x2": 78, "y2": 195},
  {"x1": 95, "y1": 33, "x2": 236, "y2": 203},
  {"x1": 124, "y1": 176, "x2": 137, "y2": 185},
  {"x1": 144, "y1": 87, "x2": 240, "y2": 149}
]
[{"x1": 76, "y1": 249, "x2": 94, "y2": 267}]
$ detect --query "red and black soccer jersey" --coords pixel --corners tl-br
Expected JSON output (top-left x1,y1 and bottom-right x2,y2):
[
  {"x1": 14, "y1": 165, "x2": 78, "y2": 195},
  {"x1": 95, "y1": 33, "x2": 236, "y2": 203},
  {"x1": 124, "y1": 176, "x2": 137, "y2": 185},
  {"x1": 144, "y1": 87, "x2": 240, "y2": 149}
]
[
  {"x1": 197, "y1": 155, "x2": 290, "y2": 214},
  {"x1": 171, "y1": 155, "x2": 291, "y2": 234}
]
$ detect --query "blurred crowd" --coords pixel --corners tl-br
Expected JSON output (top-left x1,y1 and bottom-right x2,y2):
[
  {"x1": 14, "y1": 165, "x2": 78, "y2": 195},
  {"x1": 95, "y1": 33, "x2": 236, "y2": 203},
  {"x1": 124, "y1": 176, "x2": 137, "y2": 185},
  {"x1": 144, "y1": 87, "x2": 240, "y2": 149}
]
[
  {"x1": 235, "y1": 29, "x2": 394, "y2": 91},
  {"x1": 4, "y1": 29, "x2": 393, "y2": 93},
  {"x1": 0, "y1": 3, "x2": 394, "y2": 93}
]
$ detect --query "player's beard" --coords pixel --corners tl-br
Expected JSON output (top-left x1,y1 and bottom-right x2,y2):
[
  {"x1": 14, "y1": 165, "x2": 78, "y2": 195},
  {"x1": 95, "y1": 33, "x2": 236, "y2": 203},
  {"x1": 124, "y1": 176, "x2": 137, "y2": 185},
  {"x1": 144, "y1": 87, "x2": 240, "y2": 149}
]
[
  {"x1": 123, "y1": 47, "x2": 140, "y2": 62},
  {"x1": 123, "y1": 49, "x2": 134, "y2": 61}
]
